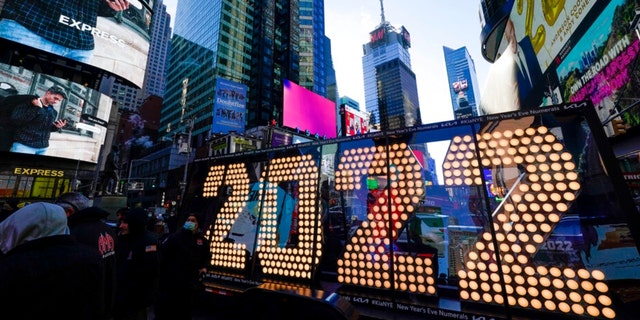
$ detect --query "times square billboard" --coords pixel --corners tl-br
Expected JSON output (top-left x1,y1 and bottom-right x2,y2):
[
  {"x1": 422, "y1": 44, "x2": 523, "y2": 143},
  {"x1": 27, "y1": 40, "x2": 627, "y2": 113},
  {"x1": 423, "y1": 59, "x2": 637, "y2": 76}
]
[
  {"x1": 0, "y1": 0, "x2": 153, "y2": 88},
  {"x1": 283, "y1": 79, "x2": 337, "y2": 139},
  {"x1": 480, "y1": 0, "x2": 640, "y2": 138},
  {"x1": 212, "y1": 78, "x2": 248, "y2": 135},
  {"x1": 343, "y1": 105, "x2": 370, "y2": 136},
  {"x1": 0, "y1": 62, "x2": 112, "y2": 163}
]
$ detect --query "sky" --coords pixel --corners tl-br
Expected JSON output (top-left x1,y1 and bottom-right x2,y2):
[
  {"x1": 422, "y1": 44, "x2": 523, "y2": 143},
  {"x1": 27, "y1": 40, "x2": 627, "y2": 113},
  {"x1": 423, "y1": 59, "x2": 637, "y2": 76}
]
[{"x1": 161, "y1": 0, "x2": 492, "y2": 125}]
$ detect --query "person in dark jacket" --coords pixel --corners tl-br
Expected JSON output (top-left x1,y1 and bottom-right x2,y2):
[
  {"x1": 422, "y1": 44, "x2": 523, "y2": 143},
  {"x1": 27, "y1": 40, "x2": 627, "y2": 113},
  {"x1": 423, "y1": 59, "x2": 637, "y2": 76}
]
[
  {"x1": 0, "y1": 202, "x2": 105, "y2": 319},
  {"x1": 57, "y1": 191, "x2": 118, "y2": 320},
  {"x1": 0, "y1": 0, "x2": 131, "y2": 63},
  {"x1": 114, "y1": 207, "x2": 159, "y2": 320},
  {"x1": 154, "y1": 213, "x2": 211, "y2": 320}
]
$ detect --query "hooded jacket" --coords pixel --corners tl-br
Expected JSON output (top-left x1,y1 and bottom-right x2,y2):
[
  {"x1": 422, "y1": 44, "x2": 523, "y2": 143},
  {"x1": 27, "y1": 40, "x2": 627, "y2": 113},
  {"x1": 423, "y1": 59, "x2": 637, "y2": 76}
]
[
  {"x1": 68, "y1": 206, "x2": 117, "y2": 259},
  {"x1": 69, "y1": 206, "x2": 118, "y2": 320},
  {"x1": 0, "y1": 202, "x2": 105, "y2": 319},
  {"x1": 114, "y1": 208, "x2": 159, "y2": 317},
  {"x1": 0, "y1": 201, "x2": 69, "y2": 254}
]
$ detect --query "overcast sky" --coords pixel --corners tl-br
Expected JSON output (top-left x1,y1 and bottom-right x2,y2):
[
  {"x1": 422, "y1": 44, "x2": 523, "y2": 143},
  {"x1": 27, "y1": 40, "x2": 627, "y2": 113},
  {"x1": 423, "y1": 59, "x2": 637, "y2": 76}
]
[{"x1": 161, "y1": 0, "x2": 491, "y2": 125}]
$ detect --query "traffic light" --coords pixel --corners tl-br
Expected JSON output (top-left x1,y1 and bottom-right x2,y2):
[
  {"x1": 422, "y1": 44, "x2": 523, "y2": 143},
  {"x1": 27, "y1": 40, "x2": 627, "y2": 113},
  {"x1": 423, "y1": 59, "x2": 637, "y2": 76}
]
[{"x1": 612, "y1": 119, "x2": 627, "y2": 135}]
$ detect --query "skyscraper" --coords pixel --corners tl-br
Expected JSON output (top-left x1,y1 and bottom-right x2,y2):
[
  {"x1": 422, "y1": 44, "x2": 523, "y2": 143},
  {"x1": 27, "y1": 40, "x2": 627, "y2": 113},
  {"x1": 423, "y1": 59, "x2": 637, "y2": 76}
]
[
  {"x1": 443, "y1": 46, "x2": 481, "y2": 119},
  {"x1": 362, "y1": 1, "x2": 421, "y2": 130},
  {"x1": 324, "y1": 36, "x2": 338, "y2": 103},
  {"x1": 109, "y1": 0, "x2": 171, "y2": 111},
  {"x1": 299, "y1": 0, "x2": 327, "y2": 96},
  {"x1": 162, "y1": 0, "x2": 329, "y2": 142},
  {"x1": 142, "y1": 0, "x2": 172, "y2": 99},
  {"x1": 161, "y1": 1, "x2": 254, "y2": 142},
  {"x1": 247, "y1": 0, "x2": 300, "y2": 129}
]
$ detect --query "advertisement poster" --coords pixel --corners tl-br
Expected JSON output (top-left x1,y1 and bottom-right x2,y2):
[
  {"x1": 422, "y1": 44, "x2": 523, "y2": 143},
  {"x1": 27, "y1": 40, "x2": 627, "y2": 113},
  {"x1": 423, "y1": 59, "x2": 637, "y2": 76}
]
[
  {"x1": 481, "y1": 0, "x2": 640, "y2": 136},
  {"x1": 0, "y1": 0, "x2": 153, "y2": 87},
  {"x1": 0, "y1": 62, "x2": 111, "y2": 163},
  {"x1": 212, "y1": 77, "x2": 247, "y2": 134},
  {"x1": 344, "y1": 105, "x2": 369, "y2": 136},
  {"x1": 557, "y1": 0, "x2": 640, "y2": 131},
  {"x1": 271, "y1": 130, "x2": 292, "y2": 147},
  {"x1": 283, "y1": 79, "x2": 337, "y2": 138},
  {"x1": 227, "y1": 182, "x2": 298, "y2": 254},
  {"x1": 485, "y1": 0, "x2": 640, "y2": 137}
]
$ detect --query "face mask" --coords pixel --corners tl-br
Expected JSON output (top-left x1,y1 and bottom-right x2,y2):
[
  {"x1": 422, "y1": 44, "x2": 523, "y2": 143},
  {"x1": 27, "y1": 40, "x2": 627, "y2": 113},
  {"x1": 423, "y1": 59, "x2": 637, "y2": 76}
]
[{"x1": 183, "y1": 221, "x2": 196, "y2": 231}]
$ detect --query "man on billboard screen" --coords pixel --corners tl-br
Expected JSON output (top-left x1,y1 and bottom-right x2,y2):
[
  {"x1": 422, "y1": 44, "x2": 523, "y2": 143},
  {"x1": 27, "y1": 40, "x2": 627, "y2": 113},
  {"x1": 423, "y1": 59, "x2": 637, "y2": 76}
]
[
  {"x1": 0, "y1": 1, "x2": 131, "y2": 63},
  {"x1": 0, "y1": 0, "x2": 151, "y2": 87},
  {"x1": 7, "y1": 86, "x2": 67, "y2": 155}
]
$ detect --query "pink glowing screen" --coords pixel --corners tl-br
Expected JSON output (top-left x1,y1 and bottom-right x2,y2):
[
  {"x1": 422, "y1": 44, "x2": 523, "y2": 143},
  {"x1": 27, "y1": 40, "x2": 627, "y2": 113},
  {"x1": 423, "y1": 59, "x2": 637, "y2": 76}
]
[{"x1": 282, "y1": 79, "x2": 337, "y2": 138}]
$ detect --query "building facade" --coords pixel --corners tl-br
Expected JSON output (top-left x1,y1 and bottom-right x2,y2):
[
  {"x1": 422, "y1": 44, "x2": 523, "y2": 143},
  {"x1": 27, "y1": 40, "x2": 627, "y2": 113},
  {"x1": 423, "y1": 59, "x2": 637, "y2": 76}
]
[
  {"x1": 299, "y1": 0, "x2": 327, "y2": 96},
  {"x1": 246, "y1": 0, "x2": 300, "y2": 130},
  {"x1": 142, "y1": 0, "x2": 172, "y2": 99},
  {"x1": 161, "y1": 0, "x2": 254, "y2": 143},
  {"x1": 162, "y1": 0, "x2": 330, "y2": 145},
  {"x1": 110, "y1": 0, "x2": 172, "y2": 111},
  {"x1": 443, "y1": 46, "x2": 481, "y2": 119},
  {"x1": 362, "y1": 11, "x2": 421, "y2": 130}
]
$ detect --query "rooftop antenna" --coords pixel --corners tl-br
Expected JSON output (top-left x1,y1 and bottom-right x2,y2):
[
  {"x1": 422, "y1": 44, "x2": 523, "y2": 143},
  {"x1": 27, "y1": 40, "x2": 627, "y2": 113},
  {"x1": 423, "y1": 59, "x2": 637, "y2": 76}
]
[{"x1": 380, "y1": 0, "x2": 386, "y2": 24}]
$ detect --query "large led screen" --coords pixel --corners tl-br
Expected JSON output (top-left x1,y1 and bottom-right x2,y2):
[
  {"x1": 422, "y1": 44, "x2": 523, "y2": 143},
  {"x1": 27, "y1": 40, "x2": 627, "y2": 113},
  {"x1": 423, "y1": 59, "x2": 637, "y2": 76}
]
[
  {"x1": 283, "y1": 79, "x2": 337, "y2": 139},
  {"x1": 481, "y1": 0, "x2": 640, "y2": 138},
  {"x1": 0, "y1": 62, "x2": 112, "y2": 163},
  {"x1": 0, "y1": 0, "x2": 153, "y2": 88},
  {"x1": 344, "y1": 105, "x2": 369, "y2": 136}
]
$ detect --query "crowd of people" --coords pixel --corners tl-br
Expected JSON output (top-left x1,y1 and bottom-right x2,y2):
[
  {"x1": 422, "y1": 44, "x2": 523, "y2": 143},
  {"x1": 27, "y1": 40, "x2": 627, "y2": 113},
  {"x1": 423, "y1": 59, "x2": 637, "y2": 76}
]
[{"x1": 0, "y1": 192, "x2": 211, "y2": 319}]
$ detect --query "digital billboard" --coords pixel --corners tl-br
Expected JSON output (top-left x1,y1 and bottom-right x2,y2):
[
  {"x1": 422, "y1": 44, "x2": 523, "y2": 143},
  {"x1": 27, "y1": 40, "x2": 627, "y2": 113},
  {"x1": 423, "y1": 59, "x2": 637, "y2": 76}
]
[
  {"x1": 212, "y1": 78, "x2": 247, "y2": 134},
  {"x1": 282, "y1": 79, "x2": 337, "y2": 139},
  {"x1": 480, "y1": 0, "x2": 640, "y2": 138},
  {"x1": 451, "y1": 78, "x2": 474, "y2": 119},
  {"x1": 271, "y1": 130, "x2": 314, "y2": 147},
  {"x1": 400, "y1": 26, "x2": 411, "y2": 48},
  {"x1": 343, "y1": 105, "x2": 369, "y2": 136},
  {"x1": 0, "y1": 62, "x2": 112, "y2": 163},
  {"x1": 370, "y1": 26, "x2": 386, "y2": 47},
  {"x1": 0, "y1": 0, "x2": 153, "y2": 88}
]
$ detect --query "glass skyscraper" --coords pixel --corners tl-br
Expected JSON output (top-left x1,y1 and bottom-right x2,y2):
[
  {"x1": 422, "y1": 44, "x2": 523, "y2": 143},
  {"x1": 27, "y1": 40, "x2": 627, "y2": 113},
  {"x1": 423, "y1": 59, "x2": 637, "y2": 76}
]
[
  {"x1": 247, "y1": 0, "x2": 300, "y2": 129},
  {"x1": 161, "y1": 0, "x2": 331, "y2": 146},
  {"x1": 299, "y1": 0, "x2": 327, "y2": 96},
  {"x1": 443, "y1": 46, "x2": 481, "y2": 119},
  {"x1": 110, "y1": 0, "x2": 171, "y2": 111},
  {"x1": 362, "y1": 7, "x2": 420, "y2": 130},
  {"x1": 161, "y1": 0, "x2": 253, "y2": 143},
  {"x1": 142, "y1": 0, "x2": 172, "y2": 99}
]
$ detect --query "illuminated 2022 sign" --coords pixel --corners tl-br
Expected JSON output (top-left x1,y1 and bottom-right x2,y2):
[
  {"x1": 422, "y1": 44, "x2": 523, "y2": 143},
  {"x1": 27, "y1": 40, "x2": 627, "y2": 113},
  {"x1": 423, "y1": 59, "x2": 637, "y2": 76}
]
[{"x1": 197, "y1": 104, "x2": 630, "y2": 319}]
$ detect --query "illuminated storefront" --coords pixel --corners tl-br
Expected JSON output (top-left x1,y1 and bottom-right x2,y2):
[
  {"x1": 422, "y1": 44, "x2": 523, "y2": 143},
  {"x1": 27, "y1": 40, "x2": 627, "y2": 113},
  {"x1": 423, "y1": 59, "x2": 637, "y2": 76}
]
[{"x1": 0, "y1": 166, "x2": 75, "y2": 201}]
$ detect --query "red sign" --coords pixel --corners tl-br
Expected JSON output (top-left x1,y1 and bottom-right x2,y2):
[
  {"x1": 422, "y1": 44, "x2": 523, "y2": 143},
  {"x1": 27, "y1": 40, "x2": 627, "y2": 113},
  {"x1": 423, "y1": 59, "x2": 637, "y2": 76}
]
[{"x1": 370, "y1": 27, "x2": 385, "y2": 44}]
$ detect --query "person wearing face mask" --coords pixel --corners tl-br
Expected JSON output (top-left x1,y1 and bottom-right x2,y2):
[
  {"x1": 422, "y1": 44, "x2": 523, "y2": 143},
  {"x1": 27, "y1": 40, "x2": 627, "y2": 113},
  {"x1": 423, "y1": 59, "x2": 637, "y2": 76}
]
[{"x1": 154, "y1": 213, "x2": 211, "y2": 320}]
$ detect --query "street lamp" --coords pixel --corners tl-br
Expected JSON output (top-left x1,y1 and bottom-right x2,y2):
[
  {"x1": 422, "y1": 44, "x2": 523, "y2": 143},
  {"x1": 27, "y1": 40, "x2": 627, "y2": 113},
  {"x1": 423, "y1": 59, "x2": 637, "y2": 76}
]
[{"x1": 178, "y1": 117, "x2": 194, "y2": 207}]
